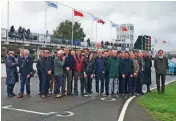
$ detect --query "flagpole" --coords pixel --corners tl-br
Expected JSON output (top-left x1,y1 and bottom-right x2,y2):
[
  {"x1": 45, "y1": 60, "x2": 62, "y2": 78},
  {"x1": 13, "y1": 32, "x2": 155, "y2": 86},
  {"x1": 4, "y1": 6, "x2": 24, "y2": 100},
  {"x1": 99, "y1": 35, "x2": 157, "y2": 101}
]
[
  {"x1": 7, "y1": 1, "x2": 9, "y2": 41},
  {"x1": 71, "y1": 9, "x2": 74, "y2": 48},
  {"x1": 45, "y1": 2, "x2": 47, "y2": 34},
  {"x1": 92, "y1": 18, "x2": 94, "y2": 41},
  {"x1": 110, "y1": 21, "x2": 111, "y2": 42},
  {"x1": 96, "y1": 20, "x2": 97, "y2": 42}
]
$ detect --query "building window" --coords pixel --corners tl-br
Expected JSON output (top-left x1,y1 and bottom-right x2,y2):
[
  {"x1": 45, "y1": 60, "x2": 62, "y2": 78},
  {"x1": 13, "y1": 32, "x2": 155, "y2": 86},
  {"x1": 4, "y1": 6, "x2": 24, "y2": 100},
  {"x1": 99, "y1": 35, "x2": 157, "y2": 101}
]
[
  {"x1": 130, "y1": 26, "x2": 134, "y2": 30},
  {"x1": 126, "y1": 34, "x2": 129, "y2": 38},
  {"x1": 130, "y1": 35, "x2": 133, "y2": 39},
  {"x1": 127, "y1": 26, "x2": 130, "y2": 30},
  {"x1": 117, "y1": 35, "x2": 119, "y2": 39}
]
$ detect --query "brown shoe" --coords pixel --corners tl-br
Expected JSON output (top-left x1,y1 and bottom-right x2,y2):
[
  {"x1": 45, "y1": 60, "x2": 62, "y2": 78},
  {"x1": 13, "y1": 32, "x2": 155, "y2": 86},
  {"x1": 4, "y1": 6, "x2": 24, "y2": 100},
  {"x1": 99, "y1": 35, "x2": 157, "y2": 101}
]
[{"x1": 18, "y1": 93, "x2": 24, "y2": 98}]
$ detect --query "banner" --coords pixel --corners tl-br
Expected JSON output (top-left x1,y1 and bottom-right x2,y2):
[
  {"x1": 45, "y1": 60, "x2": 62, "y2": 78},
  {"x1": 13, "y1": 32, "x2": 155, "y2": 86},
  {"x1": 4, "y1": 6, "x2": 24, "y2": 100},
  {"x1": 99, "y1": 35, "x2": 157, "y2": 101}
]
[
  {"x1": 1, "y1": 29, "x2": 7, "y2": 40},
  {"x1": 38, "y1": 34, "x2": 50, "y2": 42}
]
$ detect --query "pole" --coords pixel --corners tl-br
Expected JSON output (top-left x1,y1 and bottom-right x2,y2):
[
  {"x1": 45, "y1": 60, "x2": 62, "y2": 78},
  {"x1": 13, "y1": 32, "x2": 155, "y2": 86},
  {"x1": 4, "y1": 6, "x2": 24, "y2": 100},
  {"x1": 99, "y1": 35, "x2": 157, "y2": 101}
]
[
  {"x1": 7, "y1": 1, "x2": 9, "y2": 41},
  {"x1": 141, "y1": 34, "x2": 143, "y2": 50},
  {"x1": 96, "y1": 20, "x2": 97, "y2": 42},
  {"x1": 45, "y1": 2, "x2": 47, "y2": 34},
  {"x1": 92, "y1": 18, "x2": 94, "y2": 41},
  {"x1": 110, "y1": 21, "x2": 111, "y2": 42},
  {"x1": 71, "y1": 9, "x2": 74, "y2": 48}
]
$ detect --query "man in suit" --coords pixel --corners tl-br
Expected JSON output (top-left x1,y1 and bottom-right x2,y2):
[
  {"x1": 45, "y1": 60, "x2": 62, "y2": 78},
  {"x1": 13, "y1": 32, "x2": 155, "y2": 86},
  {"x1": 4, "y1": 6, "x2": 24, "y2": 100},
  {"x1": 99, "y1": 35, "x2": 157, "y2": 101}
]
[
  {"x1": 41, "y1": 50, "x2": 52, "y2": 98},
  {"x1": 18, "y1": 49, "x2": 33, "y2": 98},
  {"x1": 36, "y1": 50, "x2": 44, "y2": 95},
  {"x1": 62, "y1": 48, "x2": 74, "y2": 96},
  {"x1": 5, "y1": 51, "x2": 19, "y2": 97}
]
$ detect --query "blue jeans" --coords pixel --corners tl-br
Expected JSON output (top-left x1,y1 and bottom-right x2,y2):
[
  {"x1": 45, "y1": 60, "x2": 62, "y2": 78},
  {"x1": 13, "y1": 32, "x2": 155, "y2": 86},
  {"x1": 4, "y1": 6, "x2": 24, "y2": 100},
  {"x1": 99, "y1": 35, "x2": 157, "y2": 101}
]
[
  {"x1": 55, "y1": 75, "x2": 62, "y2": 94},
  {"x1": 20, "y1": 74, "x2": 30, "y2": 94},
  {"x1": 95, "y1": 72, "x2": 105, "y2": 93}
]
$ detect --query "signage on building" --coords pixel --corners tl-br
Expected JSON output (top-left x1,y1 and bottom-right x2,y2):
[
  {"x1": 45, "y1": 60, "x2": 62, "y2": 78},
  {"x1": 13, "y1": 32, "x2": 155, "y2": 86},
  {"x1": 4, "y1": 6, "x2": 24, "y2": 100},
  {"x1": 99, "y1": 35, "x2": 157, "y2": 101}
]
[{"x1": 39, "y1": 34, "x2": 51, "y2": 42}]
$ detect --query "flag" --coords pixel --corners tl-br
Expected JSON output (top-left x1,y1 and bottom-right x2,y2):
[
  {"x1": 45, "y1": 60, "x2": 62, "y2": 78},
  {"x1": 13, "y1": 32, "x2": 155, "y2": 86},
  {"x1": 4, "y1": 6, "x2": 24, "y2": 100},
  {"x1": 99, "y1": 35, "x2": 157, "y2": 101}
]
[
  {"x1": 97, "y1": 19, "x2": 105, "y2": 24},
  {"x1": 163, "y1": 40, "x2": 167, "y2": 43},
  {"x1": 111, "y1": 22, "x2": 118, "y2": 28},
  {"x1": 74, "y1": 10, "x2": 84, "y2": 17},
  {"x1": 46, "y1": 1, "x2": 58, "y2": 9},
  {"x1": 122, "y1": 26, "x2": 127, "y2": 31},
  {"x1": 92, "y1": 15, "x2": 98, "y2": 21}
]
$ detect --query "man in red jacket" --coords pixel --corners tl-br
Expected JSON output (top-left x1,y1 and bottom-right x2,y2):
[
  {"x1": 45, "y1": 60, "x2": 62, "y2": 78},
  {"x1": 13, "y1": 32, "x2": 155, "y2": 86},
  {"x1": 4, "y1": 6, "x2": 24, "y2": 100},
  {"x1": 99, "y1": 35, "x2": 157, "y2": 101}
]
[{"x1": 73, "y1": 49, "x2": 85, "y2": 96}]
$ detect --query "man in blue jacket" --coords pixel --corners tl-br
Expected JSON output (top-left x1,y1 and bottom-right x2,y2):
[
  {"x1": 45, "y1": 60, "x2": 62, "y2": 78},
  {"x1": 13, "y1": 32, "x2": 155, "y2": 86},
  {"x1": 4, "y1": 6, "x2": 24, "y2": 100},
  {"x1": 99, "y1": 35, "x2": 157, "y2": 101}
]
[
  {"x1": 95, "y1": 49, "x2": 105, "y2": 96},
  {"x1": 18, "y1": 49, "x2": 33, "y2": 98},
  {"x1": 5, "y1": 51, "x2": 18, "y2": 97},
  {"x1": 120, "y1": 51, "x2": 134, "y2": 97}
]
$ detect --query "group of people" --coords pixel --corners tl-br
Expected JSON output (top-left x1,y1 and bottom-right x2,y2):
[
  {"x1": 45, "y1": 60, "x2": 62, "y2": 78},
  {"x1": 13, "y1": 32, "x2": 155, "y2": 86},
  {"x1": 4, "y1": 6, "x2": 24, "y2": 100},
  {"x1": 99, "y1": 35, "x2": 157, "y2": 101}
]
[{"x1": 5, "y1": 48, "x2": 168, "y2": 99}]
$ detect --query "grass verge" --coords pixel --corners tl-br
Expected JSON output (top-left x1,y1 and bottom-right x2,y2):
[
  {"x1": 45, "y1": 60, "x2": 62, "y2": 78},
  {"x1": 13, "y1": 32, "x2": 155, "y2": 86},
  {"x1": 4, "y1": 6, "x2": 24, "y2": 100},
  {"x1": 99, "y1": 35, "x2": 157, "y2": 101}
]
[{"x1": 138, "y1": 81, "x2": 176, "y2": 121}]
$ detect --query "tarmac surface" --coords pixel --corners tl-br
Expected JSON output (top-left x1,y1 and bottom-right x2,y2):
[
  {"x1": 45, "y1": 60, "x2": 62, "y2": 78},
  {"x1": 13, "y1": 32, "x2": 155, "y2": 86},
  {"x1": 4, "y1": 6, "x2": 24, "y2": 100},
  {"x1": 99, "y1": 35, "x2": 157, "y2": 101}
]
[{"x1": 1, "y1": 73, "x2": 176, "y2": 121}]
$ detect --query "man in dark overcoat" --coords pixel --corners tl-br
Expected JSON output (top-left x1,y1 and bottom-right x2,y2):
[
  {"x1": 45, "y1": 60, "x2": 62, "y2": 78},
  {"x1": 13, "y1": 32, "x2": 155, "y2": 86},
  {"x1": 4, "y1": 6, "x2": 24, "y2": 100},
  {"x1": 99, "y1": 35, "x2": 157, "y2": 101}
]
[
  {"x1": 5, "y1": 51, "x2": 19, "y2": 97},
  {"x1": 143, "y1": 52, "x2": 152, "y2": 92}
]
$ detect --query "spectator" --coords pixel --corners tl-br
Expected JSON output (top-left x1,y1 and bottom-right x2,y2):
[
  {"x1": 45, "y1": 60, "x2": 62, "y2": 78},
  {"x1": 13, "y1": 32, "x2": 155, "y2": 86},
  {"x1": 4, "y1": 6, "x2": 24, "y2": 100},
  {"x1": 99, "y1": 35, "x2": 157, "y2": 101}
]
[{"x1": 154, "y1": 50, "x2": 168, "y2": 94}]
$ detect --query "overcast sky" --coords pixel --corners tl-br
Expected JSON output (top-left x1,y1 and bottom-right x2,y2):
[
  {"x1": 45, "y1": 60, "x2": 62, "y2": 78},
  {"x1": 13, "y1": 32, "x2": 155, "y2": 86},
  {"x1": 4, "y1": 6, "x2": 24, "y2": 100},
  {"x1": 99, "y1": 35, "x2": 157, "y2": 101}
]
[{"x1": 1, "y1": 1, "x2": 176, "y2": 51}]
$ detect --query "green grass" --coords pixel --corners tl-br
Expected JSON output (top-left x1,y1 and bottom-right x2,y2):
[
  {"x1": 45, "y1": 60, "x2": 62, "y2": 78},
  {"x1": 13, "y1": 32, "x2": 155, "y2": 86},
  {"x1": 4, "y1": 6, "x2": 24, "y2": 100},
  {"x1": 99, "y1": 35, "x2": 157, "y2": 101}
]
[{"x1": 138, "y1": 82, "x2": 176, "y2": 121}]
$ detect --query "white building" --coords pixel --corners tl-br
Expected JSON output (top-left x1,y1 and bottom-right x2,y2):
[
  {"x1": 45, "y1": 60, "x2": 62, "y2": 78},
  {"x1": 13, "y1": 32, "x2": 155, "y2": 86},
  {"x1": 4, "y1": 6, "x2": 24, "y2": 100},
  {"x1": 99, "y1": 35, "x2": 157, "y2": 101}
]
[{"x1": 115, "y1": 24, "x2": 134, "y2": 49}]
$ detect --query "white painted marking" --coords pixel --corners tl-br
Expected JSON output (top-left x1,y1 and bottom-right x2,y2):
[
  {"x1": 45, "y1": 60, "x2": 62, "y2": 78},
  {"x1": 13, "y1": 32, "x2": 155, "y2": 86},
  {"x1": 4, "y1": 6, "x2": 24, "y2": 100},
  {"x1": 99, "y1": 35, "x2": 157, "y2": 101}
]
[
  {"x1": 1, "y1": 105, "x2": 57, "y2": 116},
  {"x1": 56, "y1": 111, "x2": 74, "y2": 117},
  {"x1": 101, "y1": 97, "x2": 116, "y2": 101},
  {"x1": 117, "y1": 80, "x2": 176, "y2": 121}
]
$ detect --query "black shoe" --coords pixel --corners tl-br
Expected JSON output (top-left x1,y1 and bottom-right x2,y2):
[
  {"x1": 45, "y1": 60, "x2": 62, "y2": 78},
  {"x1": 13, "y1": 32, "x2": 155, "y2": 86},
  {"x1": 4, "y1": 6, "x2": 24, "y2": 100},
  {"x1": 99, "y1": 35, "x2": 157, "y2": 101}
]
[
  {"x1": 38, "y1": 92, "x2": 41, "y2": 95},
  {"x1": 12, "y1": 93, "x2": 16, "y2": 96},
  {"x1": 140, "y1": 92, "x2": 144, "y2": 95}
]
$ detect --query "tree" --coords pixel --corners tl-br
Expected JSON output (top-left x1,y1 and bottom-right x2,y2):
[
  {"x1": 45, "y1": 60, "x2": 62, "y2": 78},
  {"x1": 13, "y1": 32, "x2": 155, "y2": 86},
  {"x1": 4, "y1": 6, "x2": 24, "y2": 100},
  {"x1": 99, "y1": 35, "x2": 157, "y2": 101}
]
[{"x1": 53, "y1": 20, "x2": 86, "y2": 41}]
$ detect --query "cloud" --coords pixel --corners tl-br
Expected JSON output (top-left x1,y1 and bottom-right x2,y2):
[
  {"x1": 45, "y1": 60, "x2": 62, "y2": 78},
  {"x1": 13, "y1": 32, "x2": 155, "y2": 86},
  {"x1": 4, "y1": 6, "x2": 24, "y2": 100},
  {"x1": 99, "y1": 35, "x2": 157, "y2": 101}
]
[{"x1": 1, "y1": 1, "x2": 176, "y2": 51}]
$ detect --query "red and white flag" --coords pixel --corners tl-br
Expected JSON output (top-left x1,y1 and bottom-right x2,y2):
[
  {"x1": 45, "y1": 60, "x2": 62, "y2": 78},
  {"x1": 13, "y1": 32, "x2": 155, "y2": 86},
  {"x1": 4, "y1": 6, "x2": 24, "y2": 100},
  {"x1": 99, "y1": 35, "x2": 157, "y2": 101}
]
[
  {"x1": 74, "y1": 10, "x2": 84, "y2": 17},
  {"x1": 97, "y1": 19, "x2": 105, "y2": 24}
]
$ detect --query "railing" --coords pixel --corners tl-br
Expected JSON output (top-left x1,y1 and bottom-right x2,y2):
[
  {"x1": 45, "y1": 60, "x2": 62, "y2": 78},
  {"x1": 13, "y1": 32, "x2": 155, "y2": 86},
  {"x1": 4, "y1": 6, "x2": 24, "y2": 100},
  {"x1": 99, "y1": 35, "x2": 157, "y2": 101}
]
[{"x1": 1, "y1": 28, "x2": 130, "y2": 51}]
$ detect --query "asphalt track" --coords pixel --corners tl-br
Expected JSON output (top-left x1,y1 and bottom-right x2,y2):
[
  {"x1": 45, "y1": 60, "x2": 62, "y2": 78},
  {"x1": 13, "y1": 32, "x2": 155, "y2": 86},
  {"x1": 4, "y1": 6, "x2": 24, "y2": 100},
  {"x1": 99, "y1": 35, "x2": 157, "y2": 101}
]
[{"x1": 1, "y1": 73, "x2": 176, "y2": 121}]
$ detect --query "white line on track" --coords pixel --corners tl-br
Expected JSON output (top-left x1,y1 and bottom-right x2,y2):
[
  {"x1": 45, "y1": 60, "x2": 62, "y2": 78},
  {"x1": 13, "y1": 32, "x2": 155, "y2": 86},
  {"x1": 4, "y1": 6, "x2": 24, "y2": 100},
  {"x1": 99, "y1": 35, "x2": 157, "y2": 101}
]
[
  {"x1": 1, "y1": 105, "x2": 57, "y2": 115},
  {"x1": 117, "y1": 80, "x2": 176, "y2": 121}
]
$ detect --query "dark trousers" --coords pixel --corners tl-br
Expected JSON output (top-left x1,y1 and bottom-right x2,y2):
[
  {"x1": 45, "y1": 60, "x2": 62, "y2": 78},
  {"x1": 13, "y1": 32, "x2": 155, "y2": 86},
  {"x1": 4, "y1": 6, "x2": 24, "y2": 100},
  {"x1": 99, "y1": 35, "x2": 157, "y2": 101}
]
[
  {"x1": 74, "y1": 72, "x2": 84, "y2": 94},
  {"x1": 38, "y1": 73, "x2": 42, "y2": 93},
  {"x1": 105, "y1": 74, "x2": 109, "y2": 95},
  {"x1": 86, "y1": 73, "x2": 93, "y2": 94},
  {"x1": 137, "y1": 71, "x2": 144, "y2": 94},
  {"x1": 41, "y1": 73, "x2": 50, "y2": 95},
  {"x1": 131, "y1": 77, "x2": 137, "y2": 95},
  {"x1": 156, "y1": 73, "x2": 166, "y2": 93},
  {"x1": 62, "y1": 70, "x2": 72, "y2": 94},
  {"x1": 122, "y1": 75, "x2": 132, "y2": 94},
  {"x1": 95, "y1": 72, "x2": 105, "y2": 94},
  {"x1": 7, "y1": 84, "x2": 15, "y2": 95},
  {"x1": 55, "y1": 75, "x2": 62, "y2": 94},
  {"x1": 20, "y1": 74, "x2": 30, "y2": 94},
  {"x1": 118, "y1": 76, "x2": 122, "y2": 94}
]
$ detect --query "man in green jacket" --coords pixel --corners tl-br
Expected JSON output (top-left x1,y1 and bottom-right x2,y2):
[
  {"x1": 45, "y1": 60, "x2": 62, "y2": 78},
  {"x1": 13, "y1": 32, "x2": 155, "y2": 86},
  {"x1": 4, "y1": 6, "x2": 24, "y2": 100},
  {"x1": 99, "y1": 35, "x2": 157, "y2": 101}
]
[
  {"x1": 107, "y1": 50, "x2": 120, "y2": 97},
  {"x1": 54, "y1": 50, "x2": 65, "y2": 98}
]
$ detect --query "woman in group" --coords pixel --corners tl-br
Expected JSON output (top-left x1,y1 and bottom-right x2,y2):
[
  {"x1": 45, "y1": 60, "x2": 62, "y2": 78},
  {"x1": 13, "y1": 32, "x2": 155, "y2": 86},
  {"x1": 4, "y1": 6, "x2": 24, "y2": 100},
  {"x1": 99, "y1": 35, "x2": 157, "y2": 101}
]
[
  {"x1": 54, "y1": 50, "x2": 65, "y2": 98},
  {"x1": 84, "y1": 52, "x2": 95, "y2": 96}
]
